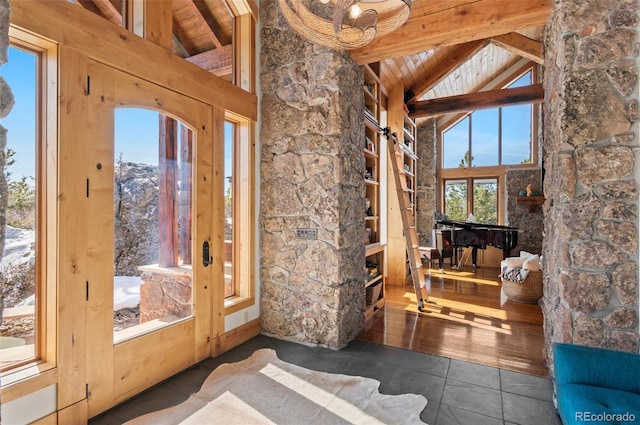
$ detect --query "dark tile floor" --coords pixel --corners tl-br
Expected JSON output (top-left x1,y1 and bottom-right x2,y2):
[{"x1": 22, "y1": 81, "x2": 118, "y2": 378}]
[{"x1": 89, "y1": 335, "x2": 562, "y2": 425}]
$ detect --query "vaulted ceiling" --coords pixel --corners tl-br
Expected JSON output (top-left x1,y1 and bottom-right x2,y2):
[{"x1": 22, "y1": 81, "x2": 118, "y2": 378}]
[{"x1": 73, "y1": 0, "x2": 552, "y2": 107}]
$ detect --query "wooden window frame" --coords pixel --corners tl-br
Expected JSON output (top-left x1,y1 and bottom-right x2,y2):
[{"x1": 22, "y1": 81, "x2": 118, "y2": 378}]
[
  {"x1": 1, "y1": 27, "x2": 58, "y2": 395},
  {"x1": 441, "y1": 175, "x2": 504, "y2": 225},
  {"x1": 437, "y1": 64, "x2": 540, "y2": 225},
  {"x1": 223, "y1": 112, "x2": 255, "y2": 314}
]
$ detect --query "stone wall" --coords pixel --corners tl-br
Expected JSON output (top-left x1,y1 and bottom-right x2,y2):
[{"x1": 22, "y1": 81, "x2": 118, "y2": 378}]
[
  {"x1": 114, "y1": 162, "x2": 159, "y2": 276},
  {"x1": 139, "y1": 266, "x2": 191, "y2": 323},
  {"x1": 415, "y1": 118, "x2": 437, "y2": 246},
  {"x1": 542, "y1": 0, "x2": 640, "y2": 366},
  {"x1": 259, "y1": 0, "x2": 365, "y2": 348},
  {"x1": 506, "y1": 169, "x2": 544, "y2": 254}
]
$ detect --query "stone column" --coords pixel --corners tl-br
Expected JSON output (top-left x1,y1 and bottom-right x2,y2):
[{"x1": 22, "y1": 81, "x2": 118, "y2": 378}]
[
  {"x1": 415, "y1": 118, "x2": 436, "y2": 246},
  {"x1": 543, "y1": 0, "x2": 640, "y2": 367},
  {"x1": 259, "y1": 0, "x2": 365, "y2": 348}
]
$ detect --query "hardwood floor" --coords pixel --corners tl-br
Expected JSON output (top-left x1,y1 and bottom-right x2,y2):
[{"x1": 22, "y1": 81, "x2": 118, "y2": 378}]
[{"x1": 357, "y1": 265, "x2": 549, "y2": 377}]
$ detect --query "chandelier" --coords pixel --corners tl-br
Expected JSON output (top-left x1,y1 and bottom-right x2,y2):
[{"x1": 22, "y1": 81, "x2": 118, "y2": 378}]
[{"x1": 278, "y1": 0, "x2": 411, "y2": 50}]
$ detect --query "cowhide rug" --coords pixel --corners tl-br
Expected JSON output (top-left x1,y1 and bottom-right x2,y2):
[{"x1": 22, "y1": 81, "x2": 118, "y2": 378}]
[{"x1": 125, "y1": 348, "x2": 427, "y2": 424}]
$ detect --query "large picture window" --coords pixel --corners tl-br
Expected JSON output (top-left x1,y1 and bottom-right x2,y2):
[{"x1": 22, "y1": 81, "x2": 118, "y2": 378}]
[
  {"x1": 442, "y1": 70, "x2": 534, "y2": 168},
  {"x1": 439, "y1": 68, "x2": 537, "y2": 225}
]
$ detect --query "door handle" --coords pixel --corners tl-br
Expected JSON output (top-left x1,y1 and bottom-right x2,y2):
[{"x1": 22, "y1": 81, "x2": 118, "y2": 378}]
[{"x1": 203, "y1": 241, "x2": 213, "y2": 267}]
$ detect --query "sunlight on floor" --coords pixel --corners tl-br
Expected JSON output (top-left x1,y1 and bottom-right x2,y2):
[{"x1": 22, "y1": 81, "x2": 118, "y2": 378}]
[
  {"x1": 260, "y1": 363, "x2": 385, "y2": 424},
  {"x1": 402, "y1": 292, "x2": 513, "y2": 335},
  {"x1": 426, "y1": 268, "x2": 501, "y2": 286}
]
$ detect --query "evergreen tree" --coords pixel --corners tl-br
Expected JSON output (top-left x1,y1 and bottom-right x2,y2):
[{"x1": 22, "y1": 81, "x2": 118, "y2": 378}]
[{"x1": 445, "y1": 151, "x2": 498, "y2": 224}]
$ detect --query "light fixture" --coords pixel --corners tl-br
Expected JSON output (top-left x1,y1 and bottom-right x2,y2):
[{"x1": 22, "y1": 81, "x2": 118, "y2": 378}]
[{"x1": 278, "y1": 0, "x2": 411, "y2": 50}]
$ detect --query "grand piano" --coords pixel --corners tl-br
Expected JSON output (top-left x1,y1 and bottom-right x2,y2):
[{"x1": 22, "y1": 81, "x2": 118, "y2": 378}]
[{"x1": 434, "y1": 220, "x2": 519, "y2": 269}]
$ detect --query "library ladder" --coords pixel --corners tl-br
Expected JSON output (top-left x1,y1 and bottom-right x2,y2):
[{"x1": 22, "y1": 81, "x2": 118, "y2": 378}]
[{"x1": 385, "y1": 127, "x2": 429, "y2": 312}]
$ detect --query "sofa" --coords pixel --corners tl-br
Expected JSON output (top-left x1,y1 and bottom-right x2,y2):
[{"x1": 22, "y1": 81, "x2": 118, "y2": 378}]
[{"x1": 553, "y1": 343, "x2": 640, "y2": 425}]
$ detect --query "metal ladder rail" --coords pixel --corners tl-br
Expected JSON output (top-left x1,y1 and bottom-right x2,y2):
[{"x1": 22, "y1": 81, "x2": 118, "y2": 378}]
[{"x1": 385, "y1": 127, "x2": 428, "y2": 312}]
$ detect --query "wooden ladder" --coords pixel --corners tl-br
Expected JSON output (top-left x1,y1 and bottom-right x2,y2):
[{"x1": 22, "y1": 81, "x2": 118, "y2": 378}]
[{"x1": 385, "y1": 127, "x2": 429, "y2": 312}]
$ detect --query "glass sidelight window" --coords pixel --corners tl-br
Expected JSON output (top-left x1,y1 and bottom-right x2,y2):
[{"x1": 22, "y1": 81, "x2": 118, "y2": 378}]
[
  {"x1": 113, "y1": 108, "x2": 194, "y2": 342},
  {"x1": 0, "y1": 46, "x2": 39, "y2": 370},
  {"x1": 222, "y1": 114, "x2": 254, "y2": 311},
  {"x1": 224, "y1": 121, "x2": 234, "y2": 298}
]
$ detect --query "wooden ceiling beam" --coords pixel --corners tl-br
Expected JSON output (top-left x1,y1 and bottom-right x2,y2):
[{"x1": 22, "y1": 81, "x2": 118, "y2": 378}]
[
  {"x1": 76, "y1": 0, "x2": 122, "y2": 26},
  {"x1": 350, "y1": 0, "x2": 552, "y2": 64},
  {"x1": 174, "y1": 0, "x2": 223, "y2": 48},
  {"x1": 491, "y1": 32, "x2": 544, "y2": 64},
  {"x1": 193, "y1": 0, "x2": 231, "y2": 46},
  {"x1": 405, "y1": 39, "x2": 488, "y2": 103},
  {"x1": 409, "y1": 83, "x2": 544, "y2": 118},
  {"x1": 172, "y1": 17, "x2": 198, "y2": 56}
]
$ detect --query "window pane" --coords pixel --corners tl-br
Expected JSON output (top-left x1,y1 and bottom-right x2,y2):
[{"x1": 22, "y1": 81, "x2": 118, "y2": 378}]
[
  {"x1": 442, "y1": 117, "x2": 469, "y2": 169},
  {"x1": 113, "y1": 109, "x2": 193, "y2": 342},
  {"x1": 224, "y1": 121, "x2": 234, "y2": 298},
  {"x1": 502, "y1": 104, "x2": 532, "y2": 165},
  {"x1": 1, "y1": 47, "x2": 38, "y2": 369},
  {"x1": 471, "y1": 109, "x2": 499, "y2": 166},
  {"x1": 444, "y1": 180, "x2": 467, "y2": 221},
  {"x1": 508, "y1": 70, "x2": 532, "y2": 88},
  {"x1": 473, "y1": 178, "x2": 498, "y2": 225}
]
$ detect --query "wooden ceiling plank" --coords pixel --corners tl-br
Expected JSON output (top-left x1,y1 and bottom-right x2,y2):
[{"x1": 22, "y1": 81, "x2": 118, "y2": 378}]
[
  {"x1": 193, "y1": 0, "x2": 231, "y2": 46},
  {"x1": 410, "y1": 83, "x2": 544, "y2": 118},
  {"x1": 406, "y1": 39, "x2": 488, "y2": 103},
  {"x1": 491, "y1": 32, "x2": 544, "y2": 65},
  {"x1": 350, "y1": 0, "x2": 552, "y2": 64},
  {"x1": 172, "y1": 17, "x2": 198, "y2": 55},
  {"x1": 175, "y1": 0, "x2": 223, "y2": 48},
  {"x1": 381, "y1": 58, "x2": 403, "y2": 90}
]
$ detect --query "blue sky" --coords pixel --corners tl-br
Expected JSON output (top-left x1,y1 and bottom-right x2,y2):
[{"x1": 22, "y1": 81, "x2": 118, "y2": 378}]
[
  {"x1": 0, "y1": 47, "x2": 36, "y2": 181},
  {"x1": 442, "y1": 72, "x2": 533, "y2": 168},
  {"x1": 1, "y1": 46, "x2": 233, "y2": 188}
]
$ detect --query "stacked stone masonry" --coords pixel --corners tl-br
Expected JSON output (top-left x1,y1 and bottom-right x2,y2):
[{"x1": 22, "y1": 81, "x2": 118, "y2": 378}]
[
  {"x1": 507, "y1": 169, "x2": 544, "y2": 254},
  {"x1": 542, "y1": 0, "x2": 640, "y2": 368},
  {"x1": 415, "y1": 118, "x2": 437, "y2": 247},
  {"x1": 139, "y1": 268, "x2": 192, "y2": 323},
  {"x1": 259, "y1": 0, "x2": 365, "y2": 348}
]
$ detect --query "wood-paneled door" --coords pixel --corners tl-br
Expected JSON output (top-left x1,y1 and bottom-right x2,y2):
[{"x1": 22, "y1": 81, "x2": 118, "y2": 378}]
[{"x1": 84, "y1": 59, "x2": 222, "y2": 417}]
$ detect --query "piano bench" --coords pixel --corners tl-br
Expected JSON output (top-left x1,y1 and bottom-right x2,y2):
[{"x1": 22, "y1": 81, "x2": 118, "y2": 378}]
[{"x1": 419, "y1": 247, "x2": 439, "y2": 269}]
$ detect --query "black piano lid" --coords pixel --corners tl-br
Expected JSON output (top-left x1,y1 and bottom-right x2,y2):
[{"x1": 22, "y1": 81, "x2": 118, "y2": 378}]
[{"x1": 436, "y1": 219, "x2": 519, "y2": 231}]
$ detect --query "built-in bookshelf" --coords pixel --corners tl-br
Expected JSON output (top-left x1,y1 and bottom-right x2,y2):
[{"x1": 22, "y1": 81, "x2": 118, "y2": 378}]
[
  {"x1": 363, "y1": 63, "x2": 386, "y2": 320},
  {"x1": 402, "y1": 112, "x2": 417, "y2": 218}
]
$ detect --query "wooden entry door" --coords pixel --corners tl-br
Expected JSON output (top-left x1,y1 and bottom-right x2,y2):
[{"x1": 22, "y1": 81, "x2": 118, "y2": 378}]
[{"x1": 84, "y1": 60, "x2": 221, "y2": 417}]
